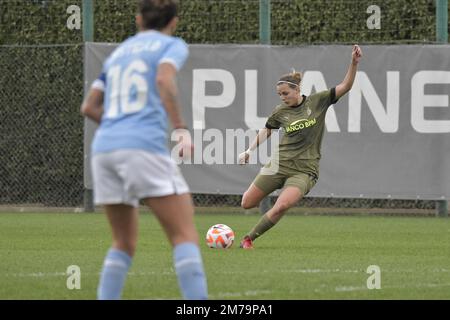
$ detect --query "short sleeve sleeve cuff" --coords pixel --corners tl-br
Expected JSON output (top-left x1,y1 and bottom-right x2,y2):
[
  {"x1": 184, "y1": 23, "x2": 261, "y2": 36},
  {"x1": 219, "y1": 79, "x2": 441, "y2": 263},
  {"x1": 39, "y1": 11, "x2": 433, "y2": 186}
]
[
  {"x1": 159, "y1": 57, "x2": 180, "y2": 70},
  {"x1": 158, "y1": 39, "x2": 189, "y2": 71},
  {"x1": 91, "y1": 72, "x2": 106, "y2": 91},
  {"x1": 91, "y1": 79, "x2": 105, "y2": 91},
  {"x1": 330, "y1": 87, "x2": 338, "y2": 104},
  {"x1": 265, "y1": 121, "x2": 279, "y2": 129}
]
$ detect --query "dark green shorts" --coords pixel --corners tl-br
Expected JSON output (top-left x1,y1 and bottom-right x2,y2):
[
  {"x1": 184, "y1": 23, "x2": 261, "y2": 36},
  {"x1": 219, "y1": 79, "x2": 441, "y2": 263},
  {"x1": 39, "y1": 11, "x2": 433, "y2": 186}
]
[{"x1": 252, "y1": 162, "x2": 318, "y2": 196}]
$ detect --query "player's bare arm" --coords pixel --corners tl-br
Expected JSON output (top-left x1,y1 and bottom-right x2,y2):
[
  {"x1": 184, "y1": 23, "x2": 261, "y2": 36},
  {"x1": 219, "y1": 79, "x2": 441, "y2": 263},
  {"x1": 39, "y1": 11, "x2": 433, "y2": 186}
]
[
  {"x1": 80, "y1": 88, "x2": 104, "y2": 124},
  {"x1": 157, "y1": 63, "x2": 186, "y2": 129},
  {"x1": 239, "y1": 128, "x2": 272, "y2": 164},
  {"x1": 335, "y1": 44, "x2": 362, "y2": 100},
  {"x1": 251, "y1": 128, "x2": 272, "y2": 152},
  {"x1": 157, "y1": 62, "x2": 193, "y2": 156}
]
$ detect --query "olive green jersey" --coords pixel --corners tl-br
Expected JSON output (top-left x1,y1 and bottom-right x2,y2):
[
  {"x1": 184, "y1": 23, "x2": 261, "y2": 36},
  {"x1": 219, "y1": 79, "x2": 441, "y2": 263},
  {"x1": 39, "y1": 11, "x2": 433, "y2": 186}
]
[{"x1": 265, "y1": 88, "x2": 338, "y2": 177}]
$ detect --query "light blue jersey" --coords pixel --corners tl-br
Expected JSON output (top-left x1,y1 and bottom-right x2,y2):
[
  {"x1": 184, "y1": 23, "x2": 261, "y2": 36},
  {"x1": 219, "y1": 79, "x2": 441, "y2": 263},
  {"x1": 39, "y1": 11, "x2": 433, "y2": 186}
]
[{"x1": 91, "y1": 30, "x2": 189, "y2": 155}]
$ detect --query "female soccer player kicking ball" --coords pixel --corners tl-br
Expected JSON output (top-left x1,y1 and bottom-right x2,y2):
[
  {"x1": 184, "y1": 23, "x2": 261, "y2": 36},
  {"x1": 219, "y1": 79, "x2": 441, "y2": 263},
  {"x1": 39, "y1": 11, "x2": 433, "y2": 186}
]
[{"x1": 238, "y1": 45, "x2": 363, "y2": 249}]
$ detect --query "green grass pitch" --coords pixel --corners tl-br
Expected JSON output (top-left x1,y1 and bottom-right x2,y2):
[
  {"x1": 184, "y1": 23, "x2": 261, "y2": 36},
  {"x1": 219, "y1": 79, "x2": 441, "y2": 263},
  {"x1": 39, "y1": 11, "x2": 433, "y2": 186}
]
[{"x1": 1, "y1": 209, "x2": 450, "y2": 299}]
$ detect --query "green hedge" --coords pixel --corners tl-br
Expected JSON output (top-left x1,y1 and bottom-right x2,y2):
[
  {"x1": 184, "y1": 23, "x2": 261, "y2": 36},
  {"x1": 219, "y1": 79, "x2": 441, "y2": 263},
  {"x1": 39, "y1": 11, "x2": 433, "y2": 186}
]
[
  {"x1": 0, "y1": 0, "x2": 444, "y2": 45},
  {"x1": 271, "y1": 0, "x2": 437, "y2": 44}
]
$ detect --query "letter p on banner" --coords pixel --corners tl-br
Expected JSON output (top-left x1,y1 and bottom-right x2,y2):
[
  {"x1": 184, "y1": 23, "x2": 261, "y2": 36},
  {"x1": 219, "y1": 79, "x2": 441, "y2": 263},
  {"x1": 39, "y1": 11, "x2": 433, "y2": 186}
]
[
  {"x1": 366, "y1": 265, "x2": 381, "y2": 289},
  {"x1": 66, "y1": 265, "x2": 81, "y2": 290}
]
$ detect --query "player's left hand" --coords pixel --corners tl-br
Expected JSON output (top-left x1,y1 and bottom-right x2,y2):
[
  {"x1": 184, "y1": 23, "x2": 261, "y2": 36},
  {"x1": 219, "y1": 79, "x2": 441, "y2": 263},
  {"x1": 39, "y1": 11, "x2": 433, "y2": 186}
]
[
  {"x1": 352, "y1": 44, "x2": 362, "y2": 64},
  {"x1": 238, "y1": 149, "x2": 250, "y2": 165}
]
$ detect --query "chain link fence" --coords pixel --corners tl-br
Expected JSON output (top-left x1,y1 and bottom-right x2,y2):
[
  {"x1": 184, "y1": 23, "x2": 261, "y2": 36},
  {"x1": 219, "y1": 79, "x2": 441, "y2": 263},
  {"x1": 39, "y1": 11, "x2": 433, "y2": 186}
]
[
  {"x1": 0, "y1": 45, "x2": 84, "y2": 207},
  {"x1": 0, "y1": 0, "x2": 447, "y2": 211},
  {"x1": 191, "y1": 194, "x2": 437, "y2": 210}
]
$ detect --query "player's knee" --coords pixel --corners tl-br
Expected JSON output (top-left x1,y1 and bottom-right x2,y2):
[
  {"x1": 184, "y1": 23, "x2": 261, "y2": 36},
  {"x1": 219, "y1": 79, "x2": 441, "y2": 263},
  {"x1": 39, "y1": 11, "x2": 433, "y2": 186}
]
[
  {"x1": 241, "y1": 200, "x2": 251, "y2": 210},
  {"x1": 241, "y1": 194, "x2": 256, "y2": 210}
]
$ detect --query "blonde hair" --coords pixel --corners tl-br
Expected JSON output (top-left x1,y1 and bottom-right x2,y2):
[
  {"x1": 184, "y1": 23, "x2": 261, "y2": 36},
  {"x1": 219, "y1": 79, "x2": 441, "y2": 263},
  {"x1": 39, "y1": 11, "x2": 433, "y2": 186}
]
[{"x1": 277, "y1": 69, "x2": 302, "y2": 89}]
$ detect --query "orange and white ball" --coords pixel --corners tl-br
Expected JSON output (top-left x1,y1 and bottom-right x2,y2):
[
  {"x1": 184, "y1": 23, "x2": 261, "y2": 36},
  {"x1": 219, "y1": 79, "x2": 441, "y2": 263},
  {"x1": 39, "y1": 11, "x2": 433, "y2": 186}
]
[{"x1": 206, "y1": 224, "x2": 235, "y2": 249}]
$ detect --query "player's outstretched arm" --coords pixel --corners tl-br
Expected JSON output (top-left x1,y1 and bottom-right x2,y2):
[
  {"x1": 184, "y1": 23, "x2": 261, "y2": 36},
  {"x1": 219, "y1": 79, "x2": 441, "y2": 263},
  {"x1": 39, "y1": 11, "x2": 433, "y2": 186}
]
[
  {"x1": 238, "y1": 128, "x2": 272, "y2": 165},
  {"x1": 80, "y1": 88, "x2": 104, "y2": 124},
  {"x1": 335, "y1": 44, "x2": 362, "y2": 100}
]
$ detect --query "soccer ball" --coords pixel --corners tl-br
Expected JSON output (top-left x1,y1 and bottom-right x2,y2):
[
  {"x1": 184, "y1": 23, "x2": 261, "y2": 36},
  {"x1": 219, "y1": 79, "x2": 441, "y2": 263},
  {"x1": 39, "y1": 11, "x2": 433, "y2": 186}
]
[{"x1": 206, "y1": 224, "x2": 235, "y2": 249}]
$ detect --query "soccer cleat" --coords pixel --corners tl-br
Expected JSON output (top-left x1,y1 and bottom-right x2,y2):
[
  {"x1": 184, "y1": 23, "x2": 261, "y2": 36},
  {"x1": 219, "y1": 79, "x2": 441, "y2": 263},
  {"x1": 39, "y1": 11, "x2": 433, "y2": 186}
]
[{"x1": 239, "y1": 236, "x2": 254, "y2": 249}]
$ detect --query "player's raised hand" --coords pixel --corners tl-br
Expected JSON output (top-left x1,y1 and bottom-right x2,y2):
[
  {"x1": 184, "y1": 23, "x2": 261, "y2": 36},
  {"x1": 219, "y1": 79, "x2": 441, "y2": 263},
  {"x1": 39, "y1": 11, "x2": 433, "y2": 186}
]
[{"x1": 352, "y1": 44, "x2": 362, "y2": 64}]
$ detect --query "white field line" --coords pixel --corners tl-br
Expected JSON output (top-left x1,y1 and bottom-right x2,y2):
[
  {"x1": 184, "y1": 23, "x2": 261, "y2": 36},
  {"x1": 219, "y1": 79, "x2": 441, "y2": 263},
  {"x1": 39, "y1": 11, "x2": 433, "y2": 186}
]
[
  {"x1": 5, "y1": 270, "x2": 450, "y2": 297},
  {"x1": 8, "y1": 272, "x2": 67, "y2": 277},
  {"x1": 333, "y1": 282, "x2": 450, "y2": 292},
  {"x1": 212, "y1": 290, "x2": 273, "y2": 299},
  {"x1": 7, "y1": 268, "x2": 450, "y2": 278},
  {"x1": 7, "y1": 269, "x2": 450, "y2": 295},
  {"x1": 282, "y1": 268, "x2": 450, "y2": 274},
  {"x1": 283, "y1": 269, "x2": 360, "y2": 273},
  {"x1": 144, "y1": 290, "x2": 273, "y2": 300},
  {"x1": 7, "y1": 271, "x2": 174, "y2": 277}
]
